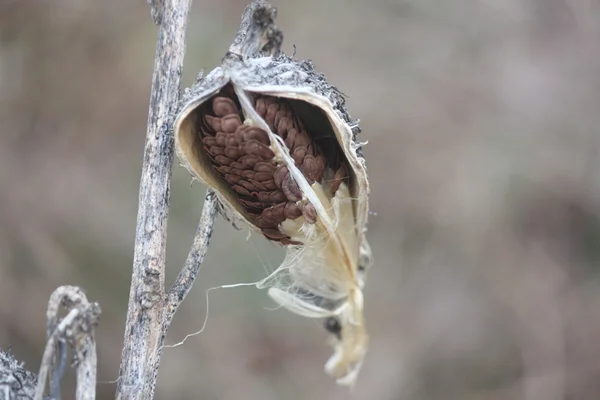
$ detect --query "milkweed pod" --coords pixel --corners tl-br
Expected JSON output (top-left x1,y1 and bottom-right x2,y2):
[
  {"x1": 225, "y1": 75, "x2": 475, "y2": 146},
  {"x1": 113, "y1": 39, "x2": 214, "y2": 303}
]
[{"x1": 174, "y1": 2, "x2": 372, "y2": 387}]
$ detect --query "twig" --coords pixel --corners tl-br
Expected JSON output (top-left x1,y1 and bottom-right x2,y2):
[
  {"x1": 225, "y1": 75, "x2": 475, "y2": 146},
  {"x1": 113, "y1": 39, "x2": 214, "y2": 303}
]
[
  {"x1": 147, "y1": 0, "x2": 164, "y2": 25},
  {"x1": 35, "y1": 286, "x2": 101, "y2": 400},
  {"x1": 164, "y1": 190, "x2": 218, "y2": 326}
]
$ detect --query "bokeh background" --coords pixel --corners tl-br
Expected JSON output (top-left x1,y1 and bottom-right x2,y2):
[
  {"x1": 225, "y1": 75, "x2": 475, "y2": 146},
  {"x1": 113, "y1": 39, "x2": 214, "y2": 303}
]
[{"x1": 2, "y1": 0, "x2": 600, "y2": 399}]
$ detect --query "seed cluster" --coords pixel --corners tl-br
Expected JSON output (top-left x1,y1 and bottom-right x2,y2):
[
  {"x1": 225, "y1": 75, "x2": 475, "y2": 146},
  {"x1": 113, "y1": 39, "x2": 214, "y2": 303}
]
[{"x1": 198, "y1": 85, "x2": 347, "y2": 244}]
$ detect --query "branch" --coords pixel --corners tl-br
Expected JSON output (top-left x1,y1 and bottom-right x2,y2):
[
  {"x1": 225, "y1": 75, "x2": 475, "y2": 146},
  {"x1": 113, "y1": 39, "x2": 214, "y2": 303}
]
[
  {"x1": 115, "y1": 0, "x2": 193, "y2": 398},
  {"x1": 164, "y1": 190, "x2": 218, "y2": 325},
  {"x1": 146, "y1": 0, "x2": 164, "y2": 25}
]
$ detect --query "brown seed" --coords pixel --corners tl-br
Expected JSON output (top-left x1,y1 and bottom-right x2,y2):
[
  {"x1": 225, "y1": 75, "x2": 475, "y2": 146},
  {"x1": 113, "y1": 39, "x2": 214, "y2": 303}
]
[
  {"x1": 266, "y1": 102, "x2": 280, "y2": 122},
  {"x1": 262, "y1": 179, "x2": 277, "y2": 190},
  {"x1": 257, "y1": 190, "x2": 286, "y2": 203},
  {"x1": 233, "y1": 125, "x2": 246, "y2": 145},
  {"x1": 243, "y1": 127, "x2": 270, "y2": 145},
  {"x1": 269, "y1": 190, "x2": 287, "y2": 203},
  {"x1": 284, "y1": 202, "x2": 303, "y2": 219},
  {"x1": 261, "y1": 203, "x2": 286, "y2": 225},
  {"x1": 215, "y1": 132, "x2": 227, "y2": 146},
  {"x1": 300, "y1": 154, "x2": 319, "y2": 183},
  {"x1": 213, "y1": 97, "x2": 239, "y2": 117},
  {"x1": 224, "y1": 146, "x2": 240, "y2": 159},
  {"x1": 202, "y1": 136, "x2": 217, "y2": 147},
  {"x1": 294, "y1": 132, "x2": 311, "y2": 148},
  {"x1": 250, "y1": 179, "x2": 268, "y2": 192},
  {"x1": 240, "y1": 198, "x2": 264, "y2": 209},
  {"x1": 239, "y1": 155, "x2": 262, "y2": 168},
  {"x1": 254, "y1": 172, "x2": 273, "y2": 182},
  {"x1": 215, "y1": 155, "x2": 232, "y2": 165},
  {"x1": 224, "y1": 174, "x2": 241, "y2": 185},
  {"x1": 229, "y1": 161, "x2": 244, "y2": 170},
  {"x1": 204, "y1": 115, "x2": 221, "y2": 132},
  {"x1": 238, "y1": 180, "x2": 258, "y2": 193},
  {"x1": 284, "y1": 128, "x2": 297, "y2": 149},
  {"x1": 302, "y1": 202, "x2": 318, "y2": 224},
  {"x1": 261, "y1": 227, "x2": 287, "y2": 241},
  {"x1": 282, "y1": 174, "x2": 302, "y2": 202},
  {"x1": 254, "y1": 161, "x2": 276, "y2": 173},
  {"x1": 215, "y1": 165, "x2": 231, "y2": 175},
  {"x1": 222, "y1": 114, "x2": 242, "y2": 133},
  {"x1": 315, "y1": 154, "x2": 326, "y2": 182},
  {"x1": 208, "y1": 146, "x2": 225, "y2": 156},
  {"x1": 232, "y1": 184, "x2": 251, "y2": 197},
  {"x1": 292, "y1": 146, "x2": 307, "y2": 165},
  {"x1": 257, "y1": 192, "x2": 271, "y2": 203},
  {"x1": 273, "y1": 105, "x2": 289, "y2": 132},
  {"x1": 273, "y1": 165, "x2": 288, "y2": 188},
  {"x1": 241, "y1": 140, "x2": 275, "y2": 159},
  {"x1": 256, "y1": 216, "x2": 275, "y2": 228},
  {"x1": 228, "y1": 167, "x2": 244, "y2": 177},
  {"x1": 255, "y1": 97, "x2": 267, "y2": 118},
  {"x1": 330, "y1": 163, "x2": 347, "y2": 195},
  {"x1": 276, "y1": 116, "x2": 291, "y2": 136},
  {"x1": 225, "y1": 134, "x2": 238, "y2": 147},
  {"x1": 242, "y1": 170, "x2": 256, "y2": 180}
]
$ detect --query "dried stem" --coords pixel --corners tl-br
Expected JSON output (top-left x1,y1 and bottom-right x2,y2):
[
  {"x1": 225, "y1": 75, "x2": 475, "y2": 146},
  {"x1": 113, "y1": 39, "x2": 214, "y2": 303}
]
[
  {"x1": 164, "y1": 190, "x2": 218, "y2": 327},
  {"x1": 35, "y1": 286, "x2": 101, "y2": 400},
  {"x1": 115, "y1": 0, "x2": 192, "y2": 398},
  {"x1": 228, "y1": 0, "x2": 281, "y2": 58}
]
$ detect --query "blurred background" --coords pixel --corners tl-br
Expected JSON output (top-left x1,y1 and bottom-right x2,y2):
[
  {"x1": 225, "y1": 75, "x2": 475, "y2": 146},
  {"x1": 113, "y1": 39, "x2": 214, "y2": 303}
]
[{"x1": 2, "y1": 0, "x2": 600, "y2": 399}]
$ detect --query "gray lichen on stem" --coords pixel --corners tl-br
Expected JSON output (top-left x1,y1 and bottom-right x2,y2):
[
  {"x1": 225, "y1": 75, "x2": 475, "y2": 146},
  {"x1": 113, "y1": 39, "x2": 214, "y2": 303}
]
[{"x1": 0, "y1": 349, "x2": 42, "y2": 400}]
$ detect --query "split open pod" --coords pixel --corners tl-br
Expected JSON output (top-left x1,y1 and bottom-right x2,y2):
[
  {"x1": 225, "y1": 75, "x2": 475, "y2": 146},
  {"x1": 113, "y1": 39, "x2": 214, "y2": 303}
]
[{"x1": 174, "y1": 3, "x2": 373, "y2": 386}]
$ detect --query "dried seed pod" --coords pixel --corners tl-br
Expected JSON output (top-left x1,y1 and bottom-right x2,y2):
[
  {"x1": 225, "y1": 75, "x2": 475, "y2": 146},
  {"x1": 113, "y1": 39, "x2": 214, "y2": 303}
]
[{"x1": 174, "y1": 0, "x2": 372, "y2": 387}]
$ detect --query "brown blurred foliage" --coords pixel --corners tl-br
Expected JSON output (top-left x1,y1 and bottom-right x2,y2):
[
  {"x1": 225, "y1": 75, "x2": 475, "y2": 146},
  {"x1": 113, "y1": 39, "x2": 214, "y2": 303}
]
[{"x1": 2, "y1": 0, "x2": 600, "y2": 399}]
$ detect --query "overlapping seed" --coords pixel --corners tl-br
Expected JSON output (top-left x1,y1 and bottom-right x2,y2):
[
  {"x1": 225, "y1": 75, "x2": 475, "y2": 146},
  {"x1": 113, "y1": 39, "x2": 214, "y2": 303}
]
[{"x1": 197, "y1": 86, "x2": 349, "y2": 244}]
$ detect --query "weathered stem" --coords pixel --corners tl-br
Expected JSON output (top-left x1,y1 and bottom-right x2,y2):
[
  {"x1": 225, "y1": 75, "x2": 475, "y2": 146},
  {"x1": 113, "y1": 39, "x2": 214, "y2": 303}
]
[
  {"x1": 164, "y1": 190, "x2": 218, "y2": 327},
  {"x1": 36, "y1": 286, "x2": 101, "y2": 400},
  {"x1": 116, "y1": 0, "x2": 192, "y2": 398},
  {"x1": 228, "y1": 0, "x2": 281, "y2": 58}
]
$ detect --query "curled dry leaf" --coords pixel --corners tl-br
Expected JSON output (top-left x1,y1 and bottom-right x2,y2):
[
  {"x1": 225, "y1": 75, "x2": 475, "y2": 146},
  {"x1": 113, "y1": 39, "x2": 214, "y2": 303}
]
[{"x1": 174, "y1": 1, "x2": 373, "y2": 386}]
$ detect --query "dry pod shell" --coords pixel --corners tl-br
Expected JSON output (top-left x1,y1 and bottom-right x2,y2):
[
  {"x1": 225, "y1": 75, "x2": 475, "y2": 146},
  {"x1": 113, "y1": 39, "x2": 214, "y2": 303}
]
[{"x1": 174, "y1": 1, "x2": 373, "y2": 386}]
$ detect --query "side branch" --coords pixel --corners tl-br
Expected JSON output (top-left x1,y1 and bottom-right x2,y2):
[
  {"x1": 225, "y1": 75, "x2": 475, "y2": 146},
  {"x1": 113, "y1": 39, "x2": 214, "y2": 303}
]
[{"x1": 165, "y1": 190, "x2": 218, "y2": 323}]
